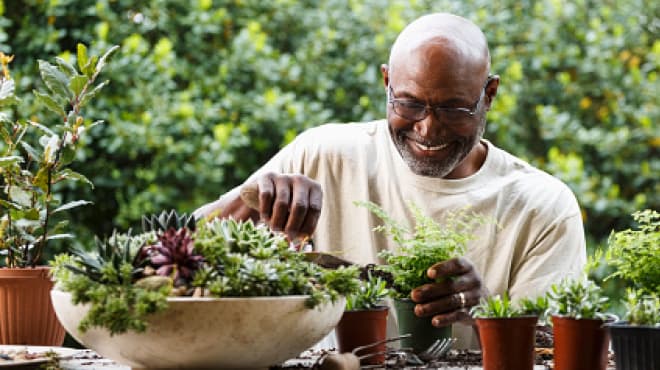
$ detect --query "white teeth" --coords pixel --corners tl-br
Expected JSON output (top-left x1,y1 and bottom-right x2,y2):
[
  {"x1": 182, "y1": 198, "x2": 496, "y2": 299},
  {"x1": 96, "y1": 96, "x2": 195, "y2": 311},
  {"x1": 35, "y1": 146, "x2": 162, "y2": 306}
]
[{"x1": 415, "y1": 142, "x2": 448, "y2": 151}]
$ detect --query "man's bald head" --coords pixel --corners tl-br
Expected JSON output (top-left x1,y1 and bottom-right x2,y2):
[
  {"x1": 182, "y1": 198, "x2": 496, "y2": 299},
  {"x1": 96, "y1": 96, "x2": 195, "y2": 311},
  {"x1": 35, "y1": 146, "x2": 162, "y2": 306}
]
[{"x1": 388, "y1": 13, "x2": 490, "y2": 81}]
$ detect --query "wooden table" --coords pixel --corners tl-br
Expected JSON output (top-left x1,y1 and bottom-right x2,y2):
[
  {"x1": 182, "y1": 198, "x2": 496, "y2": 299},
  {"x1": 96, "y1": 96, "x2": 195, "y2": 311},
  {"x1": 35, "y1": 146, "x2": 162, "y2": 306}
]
[{"x1": 0, "y1": 346, "x2": 617, "y2": 369}]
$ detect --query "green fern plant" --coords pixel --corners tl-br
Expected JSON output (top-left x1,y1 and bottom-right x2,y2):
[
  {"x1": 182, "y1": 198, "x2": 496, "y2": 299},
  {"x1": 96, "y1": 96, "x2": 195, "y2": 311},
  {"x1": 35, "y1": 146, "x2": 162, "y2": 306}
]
[
  {"x1": 355, "y1": 200, "x2": 486, "y2": 298},
  {"x1": 605, "y1": 209, "x2": 659, "y2": 295}
]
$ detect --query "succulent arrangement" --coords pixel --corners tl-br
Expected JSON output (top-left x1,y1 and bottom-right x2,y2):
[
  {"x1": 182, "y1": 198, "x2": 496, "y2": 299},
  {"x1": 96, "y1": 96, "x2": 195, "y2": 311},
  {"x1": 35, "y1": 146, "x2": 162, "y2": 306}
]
[
  {"x1": 51, "y1": 210, "x2": 360, "y2": 335},
  {"x1": 355, "y1": 201, "x2": 486, "y2": 298}
]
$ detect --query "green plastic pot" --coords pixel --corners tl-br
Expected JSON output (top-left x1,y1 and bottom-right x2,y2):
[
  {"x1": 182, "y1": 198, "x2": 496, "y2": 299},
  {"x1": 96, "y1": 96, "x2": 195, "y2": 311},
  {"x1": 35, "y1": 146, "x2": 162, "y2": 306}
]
[{"x1": 394, "y1": 298, "x2": 452, "y2": 353}]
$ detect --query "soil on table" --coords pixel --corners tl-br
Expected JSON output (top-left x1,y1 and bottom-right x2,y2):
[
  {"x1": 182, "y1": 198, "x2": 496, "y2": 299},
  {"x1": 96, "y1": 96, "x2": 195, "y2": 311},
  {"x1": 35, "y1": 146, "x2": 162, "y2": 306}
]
[{"x1": 273, "y1": 324, "x2": 618, "y2": 369}]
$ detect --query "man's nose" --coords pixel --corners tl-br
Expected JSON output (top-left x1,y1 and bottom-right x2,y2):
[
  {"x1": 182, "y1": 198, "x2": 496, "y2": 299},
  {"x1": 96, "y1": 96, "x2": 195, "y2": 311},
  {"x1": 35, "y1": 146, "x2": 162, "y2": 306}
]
[{"x1": 413, "y1": 111, "x2": 444, "y2": 141}]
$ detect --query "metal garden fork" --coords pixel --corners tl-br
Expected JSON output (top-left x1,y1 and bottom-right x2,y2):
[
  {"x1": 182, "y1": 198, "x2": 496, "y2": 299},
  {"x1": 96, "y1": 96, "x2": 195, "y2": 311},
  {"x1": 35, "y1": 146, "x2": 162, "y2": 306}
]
[{"x1": 417, "y1": 337, "x2": 456, "y2": 362}]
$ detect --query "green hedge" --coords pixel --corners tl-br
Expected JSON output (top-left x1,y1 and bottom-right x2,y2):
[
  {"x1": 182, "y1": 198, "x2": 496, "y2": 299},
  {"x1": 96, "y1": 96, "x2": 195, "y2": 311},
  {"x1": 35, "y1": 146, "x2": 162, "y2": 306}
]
[{"x1": 1, "y1": 0, "x2": 657, "y2": 257}]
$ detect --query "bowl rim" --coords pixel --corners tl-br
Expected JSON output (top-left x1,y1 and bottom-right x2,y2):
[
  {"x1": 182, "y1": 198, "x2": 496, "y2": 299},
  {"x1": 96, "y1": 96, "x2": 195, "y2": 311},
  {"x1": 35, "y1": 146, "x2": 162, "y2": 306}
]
[{"x1": 51, "y1": 288, "x2": 343, "y2": 303}]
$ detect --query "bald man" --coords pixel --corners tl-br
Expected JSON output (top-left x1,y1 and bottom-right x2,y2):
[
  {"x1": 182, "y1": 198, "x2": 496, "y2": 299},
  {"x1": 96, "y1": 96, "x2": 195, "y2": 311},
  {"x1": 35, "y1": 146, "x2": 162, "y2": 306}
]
[{"x1": 196, "y1": 13, "x2": 586, "y2": 348}]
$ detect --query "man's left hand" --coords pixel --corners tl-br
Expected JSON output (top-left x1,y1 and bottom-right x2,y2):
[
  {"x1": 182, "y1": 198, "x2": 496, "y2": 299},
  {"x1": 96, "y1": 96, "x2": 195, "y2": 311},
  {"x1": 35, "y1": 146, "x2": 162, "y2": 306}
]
[{"x1": 410, "y1": 257, "x2": 488, "y2": 327}]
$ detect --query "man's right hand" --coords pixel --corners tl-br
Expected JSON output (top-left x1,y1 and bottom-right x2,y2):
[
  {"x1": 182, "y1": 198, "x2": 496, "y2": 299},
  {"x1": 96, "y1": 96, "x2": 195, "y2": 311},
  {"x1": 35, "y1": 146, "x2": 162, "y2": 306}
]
[
  {"x1": 239, "y1": 172, "x2": 323, "y2": 241},
  {"x1": 194, "y1": 172, "x2": 323, "y2": 241}
]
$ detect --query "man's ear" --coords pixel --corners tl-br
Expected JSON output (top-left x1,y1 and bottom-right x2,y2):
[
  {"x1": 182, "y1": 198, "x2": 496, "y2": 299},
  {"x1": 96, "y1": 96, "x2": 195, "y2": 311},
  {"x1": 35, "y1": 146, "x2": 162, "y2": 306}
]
[
  {"x1": 484, "y1": 75, "x2": 500, "y2": 111},
  {"x1": 380, "y1": 64, "x2": 389, "y2": 88}
]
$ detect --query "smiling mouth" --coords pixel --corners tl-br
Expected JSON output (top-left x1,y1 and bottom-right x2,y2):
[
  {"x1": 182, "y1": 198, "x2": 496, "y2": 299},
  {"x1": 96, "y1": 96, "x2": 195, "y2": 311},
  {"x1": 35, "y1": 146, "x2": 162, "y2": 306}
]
[{"x1": 413, "y1": 141, "x2": 449, "y2": 151}]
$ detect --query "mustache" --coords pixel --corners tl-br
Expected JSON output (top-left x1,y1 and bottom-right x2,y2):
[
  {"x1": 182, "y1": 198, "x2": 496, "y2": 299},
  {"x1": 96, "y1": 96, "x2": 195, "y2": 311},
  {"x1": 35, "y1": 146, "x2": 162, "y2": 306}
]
[{"x1": 399, "y1": 130, "x2": 461, "y2": 147}]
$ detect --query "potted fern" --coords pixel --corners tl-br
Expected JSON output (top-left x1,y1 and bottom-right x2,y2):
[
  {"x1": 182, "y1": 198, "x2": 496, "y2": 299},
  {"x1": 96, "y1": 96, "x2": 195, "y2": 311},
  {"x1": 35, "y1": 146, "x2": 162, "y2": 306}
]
[
  {"x1": 335, "y1": 269, "x2": 391, "y2": 365},
  {"x1": 471, "y1": 293, "x2": 547, "y2": 370},
  {"x1": 547, "y1": 277, "x2": 613, "y2": 370},
  {"x1": 356, "y1": 200, "x2": 484, "y2": 353},
  {"x1": 50, "y1": 211, "x2": 361, "y2": 369},
  {"x1": 0, "y1": 44, "x2": 117, "y2": 345},
  {"x1": 604, "y1": 209, "x2": 659, "y2": 370}
]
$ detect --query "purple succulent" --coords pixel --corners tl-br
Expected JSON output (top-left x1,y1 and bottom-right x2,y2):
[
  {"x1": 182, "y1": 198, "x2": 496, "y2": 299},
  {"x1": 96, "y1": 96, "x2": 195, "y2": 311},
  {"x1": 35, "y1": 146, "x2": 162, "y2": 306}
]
[{"x1": 144, "y1": 228, "x2": 203, "y2": 286}]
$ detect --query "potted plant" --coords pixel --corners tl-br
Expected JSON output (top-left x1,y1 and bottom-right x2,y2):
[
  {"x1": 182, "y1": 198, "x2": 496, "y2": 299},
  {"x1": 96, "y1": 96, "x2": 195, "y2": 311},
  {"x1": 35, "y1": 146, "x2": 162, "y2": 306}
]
[
  {"x1": 471, "y1": 293, "x2": 547, "y2": 370},
  {"x1": 0, "y1": 44, "x2": 117, "y2": 345},
  {"x1": 335, "y1": 270, "x2": 391, "y2": 365},
  {"x1": 604, "y1": 209, "x2": 659, "y2": 370},
  {"x1": 356, "y1": 200, "x2": 484, "y2": 353},
  {"x1": 49, "y1": 213, "x2": 361, "y2": 368},
  {"x1": 547, "y1": 277, "x2": 612, "y2": 370}
]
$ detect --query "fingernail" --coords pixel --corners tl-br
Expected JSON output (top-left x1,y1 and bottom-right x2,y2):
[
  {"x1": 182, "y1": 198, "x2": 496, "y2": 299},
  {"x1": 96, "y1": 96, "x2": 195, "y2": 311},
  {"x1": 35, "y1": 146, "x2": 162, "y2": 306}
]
[
  {"x1": 414, "y1": 304, "x2": 424, "y2": 316},
  {"x1": 427, "y1": 268, "x2": 436, "y2": 279}
]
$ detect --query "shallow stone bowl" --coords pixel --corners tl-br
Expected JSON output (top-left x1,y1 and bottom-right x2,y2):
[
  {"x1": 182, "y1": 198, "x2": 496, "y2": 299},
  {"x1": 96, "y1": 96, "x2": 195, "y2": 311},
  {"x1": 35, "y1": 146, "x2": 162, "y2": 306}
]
[{"x1": 51, "y1": 290, "x2": 344, "y2": 369}]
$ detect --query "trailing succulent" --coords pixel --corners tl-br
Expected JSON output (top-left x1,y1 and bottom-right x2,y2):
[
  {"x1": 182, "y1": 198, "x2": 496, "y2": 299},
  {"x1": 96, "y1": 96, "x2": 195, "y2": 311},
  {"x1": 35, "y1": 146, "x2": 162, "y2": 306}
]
[{"x1": 51, "y1": 210, "x2": 360, "y2": 335}]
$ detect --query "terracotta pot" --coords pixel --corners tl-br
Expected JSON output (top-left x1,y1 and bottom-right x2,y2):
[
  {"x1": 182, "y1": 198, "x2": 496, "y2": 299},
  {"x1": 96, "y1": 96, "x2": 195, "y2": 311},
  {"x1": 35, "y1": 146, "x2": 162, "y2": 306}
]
[
  {"x1": 552, "y1": 315, "x2": 610, "y2": 370},
  {"x1": 394, "y1": 298, "x2": 452, "y2": 353},
  {"x1": 606, "y1": 321, "x2": 660, "y2": 370},
  {"x1": 335, "y1": 306, "x2": 388, "y2": 365},
  {"x1": 0, "y1": 267, "x2": 65, "y2": 345},
  {"x1": 476, "y1": 316, "x2": 538, "y2": 370}
]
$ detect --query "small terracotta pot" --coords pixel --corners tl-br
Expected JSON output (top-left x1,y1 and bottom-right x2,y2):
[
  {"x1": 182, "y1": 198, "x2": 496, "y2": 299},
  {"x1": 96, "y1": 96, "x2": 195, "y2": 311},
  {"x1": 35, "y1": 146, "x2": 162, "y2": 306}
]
[
  {"x1": 476, "y1": 316, "x2": 538, "y2": 370},
  {"x1": 552, "y1": 315, "x2": 610, "y2": 370},
  {"x1": 0, "y1": 267, "x2": 66, "y2": 345},
  {"x1": 335, "y1": 306, "x2": 388, "y2": 365},
  {"x1": 394, "y1": 298, "x2": 452, "y2": 353}
]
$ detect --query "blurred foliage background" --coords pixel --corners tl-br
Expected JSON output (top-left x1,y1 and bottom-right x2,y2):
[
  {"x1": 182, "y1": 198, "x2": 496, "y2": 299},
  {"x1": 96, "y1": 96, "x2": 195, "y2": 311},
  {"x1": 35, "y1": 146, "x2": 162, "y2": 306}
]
[{"x1": 1, "y1": 0, "x2": 658, "y2": 273}]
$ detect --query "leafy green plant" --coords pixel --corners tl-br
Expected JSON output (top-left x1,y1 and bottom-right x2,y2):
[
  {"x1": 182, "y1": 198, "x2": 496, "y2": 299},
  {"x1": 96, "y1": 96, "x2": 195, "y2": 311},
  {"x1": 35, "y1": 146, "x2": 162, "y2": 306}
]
[
  {"x1": 471, "y1": 293, "x2": 549, "y2": 319},
  {"x1": 345, "y1": 272, "x2": 391, "y2": 311},
  {"x1": 0, "y1": 44, "x2": 117, "y2": 267},
  {"x1": 471, "y1": 294, "x2": 518, "y2": 318},
  {"x1": 51, "y1": 215, "x2": 361, "y2": 334},
  {"x1": 547, "y1": 278, "x2": 611, "y2": 320},
  {"x1": 605, "y1": 209, "x2": 659, "y2": 295},
  {"x1": 518, "y1": 295, "x2": 550, "y2": 317},
  {"x1": 622, "y1": 290, "x2": 660, "y2": 326},
  {"x1": 356, "y1": 200, "x2": 486, "y2": 298}
]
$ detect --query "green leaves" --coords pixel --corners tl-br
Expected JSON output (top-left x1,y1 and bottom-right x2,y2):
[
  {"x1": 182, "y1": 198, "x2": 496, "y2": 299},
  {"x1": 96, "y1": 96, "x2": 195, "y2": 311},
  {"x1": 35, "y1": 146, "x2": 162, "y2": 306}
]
[
  {"x1": 623, "y1": 290, "x2": 660, "y2": 326},
  {"x1": 345, "y1": 272, "x2": 390, "y2": 310},
  {"x1": 0, "y1": 77, "x2": 19, "y2": 106},
  {"x1": 1, "y1": 44, "x2": 117, "y2": 267},
  {"x1": 605, "y1": 209, "x2": 660, "y2": 295},
  {"x1": 77, "y1": 44, "x2": 89, "y2": 73},
  {"x1": 356, "y1": 201, "x2": 486, "y2": 297},
  {"x1": 37, "y1": 60, "x2": 71, "y2": 102},
  {"x1": 547, "y1": 278, "x2": 610, "y2": 320},
  {"x1": 69, "y1": 75, "x2": 89, "y2": 97},
  {"x1": 471, "y1": 293, "x2": 550, "y2": 319},
  {"x1": 471, "y1": 294, "x2": 518, "y2": 318},
  {"x1": 33, "y1": 90, "x2": 65, "y2": 117}
]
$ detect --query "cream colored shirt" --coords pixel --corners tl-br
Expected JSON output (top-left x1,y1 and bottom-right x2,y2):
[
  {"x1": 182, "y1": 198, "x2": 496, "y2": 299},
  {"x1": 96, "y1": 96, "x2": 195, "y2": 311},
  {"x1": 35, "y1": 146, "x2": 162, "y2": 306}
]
[{"x1": 238, "y1": 120, "x2": 586, "y2": 348}]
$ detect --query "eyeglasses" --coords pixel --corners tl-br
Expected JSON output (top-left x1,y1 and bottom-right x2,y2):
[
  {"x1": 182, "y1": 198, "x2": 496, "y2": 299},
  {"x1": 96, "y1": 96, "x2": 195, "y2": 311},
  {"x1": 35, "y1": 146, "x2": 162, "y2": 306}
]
[{"x1": 388, "y1": 76, "x2": 493, "y2": 124}]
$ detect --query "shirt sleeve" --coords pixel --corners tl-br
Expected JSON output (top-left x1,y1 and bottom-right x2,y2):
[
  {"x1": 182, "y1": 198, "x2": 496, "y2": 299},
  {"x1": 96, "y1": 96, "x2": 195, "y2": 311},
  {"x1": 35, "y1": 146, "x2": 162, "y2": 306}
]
[{"x1": 508, "y1": 210, "x2": 587, "y2": 300}]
